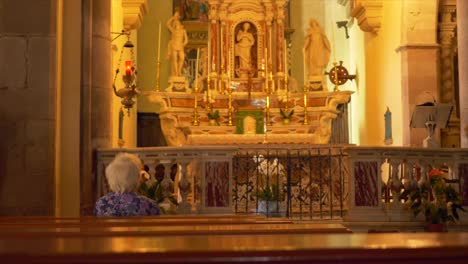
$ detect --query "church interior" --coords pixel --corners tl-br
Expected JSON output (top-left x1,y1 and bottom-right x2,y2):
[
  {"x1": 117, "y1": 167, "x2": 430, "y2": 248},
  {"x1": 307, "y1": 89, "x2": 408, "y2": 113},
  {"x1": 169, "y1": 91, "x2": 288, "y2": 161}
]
[{"x1": 1, "y1": 0, "x2": 468, "y2": 262}]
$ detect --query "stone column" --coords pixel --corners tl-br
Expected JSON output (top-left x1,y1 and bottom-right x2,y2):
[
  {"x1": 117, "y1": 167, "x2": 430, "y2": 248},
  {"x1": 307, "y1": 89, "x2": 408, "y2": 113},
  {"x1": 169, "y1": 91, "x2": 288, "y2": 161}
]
[
  {"x1": 91, "y1": 0, "x2": 112, "y2": 149},
  {"x1": 439, "y1": 2, "x2": 459, "y2": 147},
  {"x1": 55, "y1": 0, "x2": 82, "y2": 217},
  {"x1": 80, "y1": 0, "x2": 94, "y2": 215},
  {"x1": 457, "y1": 0, "x2": 468, "y2": 147},
  {"x1": 397, "y1": 0, "x2": 439, "y2": 147}
]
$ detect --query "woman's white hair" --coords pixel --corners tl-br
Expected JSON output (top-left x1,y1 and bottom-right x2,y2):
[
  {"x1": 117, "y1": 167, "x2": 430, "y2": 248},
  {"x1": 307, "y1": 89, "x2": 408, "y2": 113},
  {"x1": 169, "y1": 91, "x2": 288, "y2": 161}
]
[{"x1": 105, "y1": 153, "x2": 142, "y2": 193}]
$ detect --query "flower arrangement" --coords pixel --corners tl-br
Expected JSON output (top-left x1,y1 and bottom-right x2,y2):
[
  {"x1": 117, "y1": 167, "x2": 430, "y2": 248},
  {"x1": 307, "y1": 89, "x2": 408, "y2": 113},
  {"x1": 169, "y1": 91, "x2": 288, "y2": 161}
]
[
  {"x1": 256, "y1": 184, "x2": 285, "y2": 201},
  {"x1": 253, "y1": 155, "x2": 286, "y2": 202},
  {"x1": 138, "y1": 181, "x2": 178, "y2": 214},
  {"x1": 401, "y1": 168, "x2": 465, "y2": 226}
]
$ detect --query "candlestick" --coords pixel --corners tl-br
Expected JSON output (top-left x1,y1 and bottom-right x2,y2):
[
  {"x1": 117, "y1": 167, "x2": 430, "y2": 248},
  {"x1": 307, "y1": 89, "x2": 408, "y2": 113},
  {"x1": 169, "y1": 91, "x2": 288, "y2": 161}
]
[
  {"x1": 227, "y1": 77, "x2": 233, "y2": 126},
  {"x1": 303, "y1": 85, "x2": 309, "y2": 125},
  {"x1": 302, "y1": 48, "x2": 307, "y2": 87},
  {"x1": 195, "y1": 48, "x2": 200, "y2": 87},
  {"x1": 284, "y1": 39, "x2": 288, "y2": 76},
  {"x1": 206, "y1": 75, "x2": 211, "y2": 113},
  {"x1": 264, "y1": 46, "x2": 268, "y2": 77},
  {"x1": 157, "y1": 21, "x2": 161, "y2": 63},
  {"x1": 192, "y1": 48, "x2": 200, "y2": 126},
  {"x1": 208, "y1": 26, "x2": 212, "y2": 74},
  {"x1": 156, "y1": 21, "x2": 161, "y2": 91}
]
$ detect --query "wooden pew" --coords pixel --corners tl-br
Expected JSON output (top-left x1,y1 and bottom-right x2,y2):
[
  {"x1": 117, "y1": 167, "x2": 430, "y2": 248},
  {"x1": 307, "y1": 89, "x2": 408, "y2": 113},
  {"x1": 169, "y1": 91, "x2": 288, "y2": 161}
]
[
  {"x1": 0, "y1": 215, "x2": 293, "y2": 228},
  {"x1": 0, "y1": 214, "x2": 351, "y2": 236},
  {"x1": 0, "y1": 223, "x2": 351, "y2": 237},
  {"x1": 0, "y1": 233, "x2": 468, "y2": 264}
]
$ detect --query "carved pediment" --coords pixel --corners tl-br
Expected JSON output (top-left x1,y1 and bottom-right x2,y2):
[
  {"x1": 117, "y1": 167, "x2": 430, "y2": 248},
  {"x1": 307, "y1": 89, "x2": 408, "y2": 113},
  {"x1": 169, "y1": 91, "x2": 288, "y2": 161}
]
[
  {"x1": 122, "y1": 0, "x2": 148, "y2": 30},
  {"x1": 350, "y1": 0, "x2": 382, "y2": 34}
]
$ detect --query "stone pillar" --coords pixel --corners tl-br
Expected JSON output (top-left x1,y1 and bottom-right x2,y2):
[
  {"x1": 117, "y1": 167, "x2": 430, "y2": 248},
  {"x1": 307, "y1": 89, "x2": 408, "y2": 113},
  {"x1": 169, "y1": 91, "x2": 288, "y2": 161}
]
[
  {"x1": 439, "y1": 2, "x2": 459, "y2": 147},
  {"x1": 79, "y1": 0, "x2": 112, "y2": 214},
  {"x1": 80, "y1": 0, "x2": 94, "y2": 215},
  {"x1": 397, "y1": 0, "x2": 439, "y2": 147},
  {"x1": 0, "y1": 0, "x2": 58, "y2": 215},
  {"x1": 55, "y1": 0, "x2": 82, "y2": 217},
  {"x1": 457, "y1": 0, "x2": 468, "y2": 147},
  {"x1": 91, "y1": 0, "x2": 112, "y2": 149}
]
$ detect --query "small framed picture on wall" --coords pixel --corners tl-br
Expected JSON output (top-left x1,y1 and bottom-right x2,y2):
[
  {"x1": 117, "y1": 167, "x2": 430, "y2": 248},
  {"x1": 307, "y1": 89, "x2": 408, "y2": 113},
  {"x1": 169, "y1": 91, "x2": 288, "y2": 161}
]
[{"x1": 173, "y1": 0, "x2": 209, "y2": 22}]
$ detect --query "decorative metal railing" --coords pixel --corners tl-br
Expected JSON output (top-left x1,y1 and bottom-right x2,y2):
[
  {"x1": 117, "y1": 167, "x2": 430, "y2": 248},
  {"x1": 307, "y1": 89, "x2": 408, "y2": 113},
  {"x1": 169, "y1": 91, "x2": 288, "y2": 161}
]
[{"x1": 232, "y1": 145, "x2": 349, "y2": 220}]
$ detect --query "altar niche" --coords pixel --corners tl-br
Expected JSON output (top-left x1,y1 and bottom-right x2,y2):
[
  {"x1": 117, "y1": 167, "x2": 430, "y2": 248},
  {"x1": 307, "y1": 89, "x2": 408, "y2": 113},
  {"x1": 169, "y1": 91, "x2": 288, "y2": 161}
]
[{"x1": 234, "y1": 21, "x2": 258, "y2": 79}]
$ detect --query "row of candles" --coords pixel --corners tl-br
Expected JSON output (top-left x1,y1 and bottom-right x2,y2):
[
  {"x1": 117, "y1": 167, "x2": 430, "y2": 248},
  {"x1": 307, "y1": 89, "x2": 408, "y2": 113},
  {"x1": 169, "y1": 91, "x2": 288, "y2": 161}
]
[{"x1": 190, "y1": 39, "x2": 311, "y2": 127}]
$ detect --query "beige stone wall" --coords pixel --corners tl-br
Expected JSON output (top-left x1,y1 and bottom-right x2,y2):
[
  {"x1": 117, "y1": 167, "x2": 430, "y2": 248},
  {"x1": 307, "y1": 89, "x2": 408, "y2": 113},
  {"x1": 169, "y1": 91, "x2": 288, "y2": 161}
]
[
  {"x1": 111, "y1": 0, "x2": 137, "y2": 148},
  {"x1": 398, "y1": 0, "x2": 439, "y2": 147},
  {"x1": 137, "y1": 0, "x2": 172, "y2": 113},
  {"x1": 359, "y1": 0, "x2": 403, "y2": 146},
  {"x1": 0, "y1": 0, "x2": 57, "y2": 215}
]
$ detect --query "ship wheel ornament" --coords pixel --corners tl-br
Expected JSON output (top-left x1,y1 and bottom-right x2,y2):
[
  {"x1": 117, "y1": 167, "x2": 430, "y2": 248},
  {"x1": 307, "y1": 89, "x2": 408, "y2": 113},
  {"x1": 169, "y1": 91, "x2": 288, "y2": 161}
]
[{"x1": 326, "y1": 61, "x2": 356, "y2": 92}]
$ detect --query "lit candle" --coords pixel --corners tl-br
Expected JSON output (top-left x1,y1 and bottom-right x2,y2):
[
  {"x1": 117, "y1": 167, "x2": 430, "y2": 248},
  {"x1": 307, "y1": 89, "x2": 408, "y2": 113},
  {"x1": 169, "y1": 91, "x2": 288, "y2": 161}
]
[
  {"x1": 157, "y1": 21, "x2": 162, "y2": 63},
  {"x1": 220, "y1": 25, "x2": 224, "y2": 68},
  {"x1": 284, "y1": 40, "x2": 288, "y2": 76},
  {"x1": 302, "y1": 48, "x2": 307, "y2": 86},
  {"x1": 195, "y1": 48, "x2": 200, "y2": 88},
  {"x1": 125, "y1": 61, "x2": 132, "y2": 76},
  {"x1": 208, "y1": 26, "x2": 212, "y2": 74}
]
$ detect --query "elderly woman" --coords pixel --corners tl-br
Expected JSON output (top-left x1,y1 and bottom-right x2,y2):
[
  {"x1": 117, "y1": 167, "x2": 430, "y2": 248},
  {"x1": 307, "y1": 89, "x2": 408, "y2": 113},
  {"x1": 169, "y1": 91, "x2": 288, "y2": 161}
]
[{"x1": 94, "y1": 153, "x2": 160, "y2": 216}]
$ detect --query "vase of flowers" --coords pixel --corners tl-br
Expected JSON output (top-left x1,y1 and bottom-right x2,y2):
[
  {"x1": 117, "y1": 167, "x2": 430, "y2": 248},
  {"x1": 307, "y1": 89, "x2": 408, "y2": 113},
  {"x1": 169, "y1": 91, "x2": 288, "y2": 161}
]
[
  {"x1": 401, "y1": 168, "x2": 465, "y2": 232},
  {"x1": 138, "y1": 181, "x2": 178, "y2": 214},
  {"x1": 256, "y1": 184, "x2": 285, "y2": 216}
]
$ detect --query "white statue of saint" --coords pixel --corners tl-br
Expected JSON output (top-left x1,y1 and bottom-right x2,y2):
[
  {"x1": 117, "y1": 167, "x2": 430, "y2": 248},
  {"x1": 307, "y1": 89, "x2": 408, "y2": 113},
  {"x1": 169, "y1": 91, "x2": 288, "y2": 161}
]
[
  {"x1": 167, "y1": 11, "x2": 188, "y2": 77},
  {"x1": 235, "y1": 22, "x2": 255, "y2": 71},
  {"x1": 303, "y1": 19, "x2": 331, "y2": 78}
]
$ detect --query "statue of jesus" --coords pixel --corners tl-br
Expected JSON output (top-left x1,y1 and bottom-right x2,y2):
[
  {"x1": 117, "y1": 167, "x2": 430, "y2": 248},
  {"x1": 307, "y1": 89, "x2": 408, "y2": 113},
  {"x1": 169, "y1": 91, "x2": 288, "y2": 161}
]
[
  {"x1": 167, "y1": 11, "x2": 188, "y2": 77},
  {"x1": 235, "y1": 22, "x2": 255, "y2": 72}
]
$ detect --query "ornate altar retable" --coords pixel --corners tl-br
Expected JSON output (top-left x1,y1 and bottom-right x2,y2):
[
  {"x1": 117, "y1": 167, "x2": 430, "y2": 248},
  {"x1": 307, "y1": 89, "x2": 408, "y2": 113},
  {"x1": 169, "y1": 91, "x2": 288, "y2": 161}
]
[{"x1": 146, "y1": 0, "x2": 351, "y2": 147}]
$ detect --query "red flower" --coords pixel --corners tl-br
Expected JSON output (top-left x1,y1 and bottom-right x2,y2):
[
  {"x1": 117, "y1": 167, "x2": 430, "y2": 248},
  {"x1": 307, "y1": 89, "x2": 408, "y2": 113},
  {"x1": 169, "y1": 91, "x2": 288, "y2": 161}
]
[{"x1": 428, "y1": 168, "x2": 444, "y2": 178}]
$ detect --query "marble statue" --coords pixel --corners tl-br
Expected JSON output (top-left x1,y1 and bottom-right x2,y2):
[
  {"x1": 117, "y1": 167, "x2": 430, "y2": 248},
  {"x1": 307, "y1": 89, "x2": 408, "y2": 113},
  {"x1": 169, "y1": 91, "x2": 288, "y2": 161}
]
[
  {"x1": 167, "y1": 11, "x2": 189, "y2": 77},
  {"x1": 303, "y1": 19, "x2": 331, "y2": 78},
  {"x1": 235, "y1": 22, "x2": 255, "y2": 73}
]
